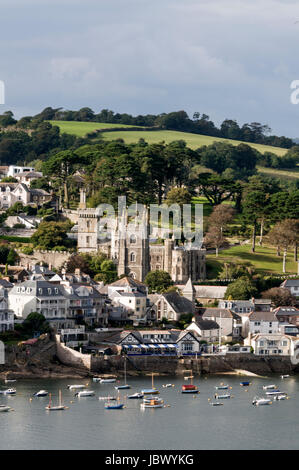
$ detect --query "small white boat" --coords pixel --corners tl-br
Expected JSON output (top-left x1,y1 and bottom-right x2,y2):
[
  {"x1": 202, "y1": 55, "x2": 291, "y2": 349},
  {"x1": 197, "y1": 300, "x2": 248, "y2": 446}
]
[
  {"x1": 67, "y1": 384, "x2": 86, "y2": 391},
  {"x1": 93, "y1": 377, "x2": 101, "y2": 383},
  {"x1": 262, "y1": 384, "x2": 277, "y2": 390},
  {"x1": 74, "y1": 390, "x2": 95, "y2": 397},
  {"x1": 215, "y1": 394, "x2": 231, "y2": 399},
  {"x1": 0, "y1": 388, "x2": 16, "y2": 395},
  {"x1": 252, "y1": 397, "x2": 272, "y2": 406},
  {"x1": 0, "y1": 405, "x2": 11, "y2": 412},
  {"x1": 33, "y1": 390, "x2": 48, "y2": 397},
  {"x1": 100, "y1": 378, "x2": 116, "y2": 384},
  {"x1": 98, "y1": 396, "x2": 116, "y2": 401},
  {"x1": 45, "y1": 391, "x2": 68, "y2": 411},
  {"x1": 281, "y1": 375, "x2": 290, "y2": 379},
  {"x1": 273, "y1": 394, "x2": 288, "y2": 401},
  {"x1": 210, "y1": 402, "x2": 224, "y2": 406},
  {"x1": 128, "y1": 393, "x2": 144, "y2": 399},
  {"x1": 265, "y1": 390, "x2": 282, "y2": 396},
  {"x1": 4, "y1": 379, "x2": 16, "y2": 384},
  {"x1": 215, "y1": 385, "x2": 229, "y2": 390},
  {"x1": 162, "y1": 384, "x2": 174, "y2": 388}
]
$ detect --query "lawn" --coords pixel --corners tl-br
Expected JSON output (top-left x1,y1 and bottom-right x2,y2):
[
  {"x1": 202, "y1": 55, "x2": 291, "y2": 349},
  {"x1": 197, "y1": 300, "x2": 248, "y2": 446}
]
[
  {"x1": 206, "y1": 244, "x2": 298, "y2": 279},
  {"x1": 50, "y1": 120, "x2": 288, "y2": 156},
  {"x1": 101, "y1": 129, "x2": 288, "y2": 155},
  {"x1": 257, "y1": 165, "x2": 299, "y2": 181},
  {"x1": 49, "y1": 120, "x2": 143, "y2": 137}
]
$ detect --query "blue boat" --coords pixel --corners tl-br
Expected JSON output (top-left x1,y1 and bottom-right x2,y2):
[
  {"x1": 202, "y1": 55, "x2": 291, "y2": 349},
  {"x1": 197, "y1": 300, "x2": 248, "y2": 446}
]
[
  {"x1": 105, "y1": 403, "x2": 124, "y2": 409},
  {"x1": 115, "y1": 385, "x2": 131, "y2": 390},
  {"x1": 240, "y1": 381, "x2": 251, "y2": 386}
]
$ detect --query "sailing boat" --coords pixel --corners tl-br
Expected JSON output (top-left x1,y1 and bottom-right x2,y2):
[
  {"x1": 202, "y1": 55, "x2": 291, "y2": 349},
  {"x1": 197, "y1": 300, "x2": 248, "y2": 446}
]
[
  {"x1": 141, "y1": 373, "x2": 160, "y2": 395},
  {"x1": 105, "y1": 391, "x2": 124, "y2": 409},
  {"x1": 181, "y1": 370, "x2": 199, "y2": 394},
  {"x1": 115, "y1": 357, "x2": 131, "y2": 390},
  {"x1": 45, "y1": 390, "x2": 68, "y2": 411}
]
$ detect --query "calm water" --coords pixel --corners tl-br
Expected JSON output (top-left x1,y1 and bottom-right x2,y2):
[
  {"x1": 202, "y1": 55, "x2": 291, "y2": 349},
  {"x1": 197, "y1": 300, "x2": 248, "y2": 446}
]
[{"x1": 0, "y1": 374, "x2": 298, "y2": 450}]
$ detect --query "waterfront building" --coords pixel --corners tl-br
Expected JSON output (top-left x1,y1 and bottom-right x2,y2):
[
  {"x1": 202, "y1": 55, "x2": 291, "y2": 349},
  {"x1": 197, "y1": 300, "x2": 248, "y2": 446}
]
[
  {"x1": 248, "y1": 311, "x2": 280, "y2": 335},
  {"x1": 186, "y1": 318, "x2": 219, "y2": 343},
  {"x1": 245, "y1": 333, "x2": 293, "y2": 356},
  {"x1": 274, "y1": 306, "x2": 299, "y2": 327},
  {"x1": 152, "y1": 291, "x2": 194, "y2": 322}
]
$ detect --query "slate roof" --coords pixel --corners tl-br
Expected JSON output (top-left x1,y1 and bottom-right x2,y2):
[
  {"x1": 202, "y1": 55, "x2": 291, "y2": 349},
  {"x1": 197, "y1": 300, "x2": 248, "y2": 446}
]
[
  {"x1": 193, "y1": 318, "x2": 220, "y2": 330},
  {"x1": 249, "y1": 311, "x2": 278, "y2": 322},
  {"x1": 200, "y1": 307, "x2": 233, "y2": 318},
  {"x1": 280, "y1": 279, "x2": 299, "y2": 287},
  {"x1": 274, "y1": 307, "x2": 299, "y2": 316},
  {"x1": 162, "y1": 292, "x2": 193, "y2": 313},
  {"x1": 193, "y1": 285, "x2": 227, "y2": 299}
]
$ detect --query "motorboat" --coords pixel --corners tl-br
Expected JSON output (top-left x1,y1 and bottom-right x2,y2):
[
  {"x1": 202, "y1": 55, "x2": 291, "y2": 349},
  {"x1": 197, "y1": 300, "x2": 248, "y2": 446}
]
[
  {"x1": 143, "y1": 396, "x2": 164, "y2": 404},
  {"x1": 0, "y1": 405, "x2": 11, "y2": 412},
  {"x1": 162, "y1": 384, "x2": 174, "y2": 388},
  {"x1": 127, "y1": 393, "x2": 144, "y2": 399},
  {"x1": 100, "y1": 378, "x2": 116, "y2": 384},
  {"x1": 4, "y1": 379, "x2": 16, "y2": 384},
  {"x1": 215, "y1": 385, "x2": 229, "y2": 390},
  {"x1": 273, "y1": 394, "x2": 288, "y2": 401},
  {"x1": 141, "y1": 397, "x2": 164, "y2": 409},
  {"x1": 215, "y1": 393, "x2": 231, "y2": 399},
  {"x1": 45, "y1": 391, "x2": 68, "y2": 411},
  {"x1": 0, "y1": 388, "x2": 16, "y2": 395},
  {"x1": 252, "y1": 397, "x2": 272, "y2": 406},
  {"x1": 181, "y1": 384, "x2": 199, "y2": 394},
  {"x1": 33, "y1": 390, "x2": 48, "y2": 397},
  {"x1": 74, "y1": 390, "x2": 95, "y2": 397},
  {"x1": 240, "y1": 381, "x2": 251, "y2": 387},
  {"x1": 98, "y1": 396, "x2": 116, "y2": 401},
  {"x1": 265, "y1": 390, "x2": 282, "y2": 396},
  {"x1": 281, "y1": 375, "x2": 290, "y2": 379},
  {"x1": 67, "y1": 384, "x2": 86, "y2": 391},
  {"x1": 115, "y1": 357, "x2": 131, "y2": 390},
  {"x1": 210, "y1": 402, "x2": 224, "y2": 406},
  {"x1": 262, "y1": 384, "x2": 277, "y2": 390},
  {"x1": 93, "y1": 377, "x2": 101, "y2": 383}
]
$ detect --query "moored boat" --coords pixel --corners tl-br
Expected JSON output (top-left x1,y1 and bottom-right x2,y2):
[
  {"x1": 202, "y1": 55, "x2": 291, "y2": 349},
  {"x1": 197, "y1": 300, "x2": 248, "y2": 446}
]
[
  {"x1": 215, "y1": 385, "x2": 229, "y2": 390},
  {"x1": 98, "y1": 396, "x2": 116, "y2": 401},
  {"x1": 0, "y1": 388, "x2": 16, "y2": 395},
  {"x1": 215, "y1": 393, "x2": 231, "y2": 399},
  {"x1": 33, "y1": 390, "x2": 48, "y2": 397},
  {"x1": 0, "y1": 405, "x2": 11, "y2": 412},
  {"x1": 281, "y1": 375, "x2": 290, "y2": 379},
  {"x1": 141, "y1": 373, "x2": 159, "y2": 395},
  {"x1": 252, "y1": 397, "x2": 272, "y2": 406},
  {"x1": 74, "y1": 390, "x2": 95, "y2": 397},
  {"x1": 105, "y1": 403, "x2": 124, "y2": 409},
  {"x1": 265, "y1": 390, "x2": 282, "y2": 396},
  {"x1": 127, "y1": 393, "x2": 144, "y2": 399},
  {"x1": 115, "y1": 357, "x2": 131, "y2": 390},
  {"x1": 4, "y1": 379, "x2": 16, "y2": 384},
  {"x1": 210, "y1": 402, "x2": 224, "y2": 406},
  {"x1": 240, "y1": 381, "x2": 251, "y2": 387},
  {"x1": 45, "y1": 391, "x2": 68, "y2": 411},
  {"x1": 100, "y1": 378, "x2": 116, "y2": 384},
  {"x1": 141, "y1": 397, "x2": 164, "y2": 409},
  {"x1": 181, "y1": 384, "x2": 199, "y2": 394},
  {"x1": 273, "y1": 394, "x2": 288, "y2": 401},
  {"x1": 262, "y1": 384, "x2": 277, "y2": 390},
  {"x1": 67, "y1": 384, "x2": 86, "y2": 391},
  {"x1": 162, "y1": 384, "x2": 174, "y2": 388}
]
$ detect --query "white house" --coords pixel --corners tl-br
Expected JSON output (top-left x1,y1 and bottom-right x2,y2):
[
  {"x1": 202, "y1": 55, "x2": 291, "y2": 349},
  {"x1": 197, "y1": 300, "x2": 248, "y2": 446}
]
[
  {"x1": 7, "y1": 165, "x2": 35, "y2": 177},
  {"x1": 153, "y1": 292, "x2": 194, "y2": 322},
  {"x1": 186, "y1": 318, "x2": 219, "y2": 343},
  {"x1": 248, "y1": 311, "x2": 280, "y2": 336},
  {"x1": 245, "y1": 333, "x2": 292, "y2": 356}
]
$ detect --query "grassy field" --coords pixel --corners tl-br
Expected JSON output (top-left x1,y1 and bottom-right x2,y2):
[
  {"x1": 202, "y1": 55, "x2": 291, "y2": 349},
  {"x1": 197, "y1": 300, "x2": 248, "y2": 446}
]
[
  {"x1": 206, "y1": 244, "x2": 297, "y2": 279},
  {"x1": 49, "y1": 120, "x2": 143, "y2": 137},
  {"x1": 50, "y1": 120, "x2": 287, "y2": 155},
  {"x1": 257, "y1": 165, "x2": 299, "y2": 180}
]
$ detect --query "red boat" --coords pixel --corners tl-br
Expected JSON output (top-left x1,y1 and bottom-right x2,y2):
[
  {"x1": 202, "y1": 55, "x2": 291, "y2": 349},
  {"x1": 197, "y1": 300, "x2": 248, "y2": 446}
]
[{"x1": 181, "y1": 384, "x2": 199, "y2": 394}]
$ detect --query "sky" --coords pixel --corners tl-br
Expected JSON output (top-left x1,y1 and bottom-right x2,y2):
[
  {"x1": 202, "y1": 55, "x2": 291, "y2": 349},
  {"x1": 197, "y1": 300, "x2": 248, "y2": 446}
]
[{"x1": 1, "y1": 0, "x2": 299, "y2": 137}]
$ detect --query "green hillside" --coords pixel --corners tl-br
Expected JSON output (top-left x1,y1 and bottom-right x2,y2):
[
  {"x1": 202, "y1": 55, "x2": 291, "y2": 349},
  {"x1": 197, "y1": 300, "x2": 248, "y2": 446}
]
[
  {"x1": 50, "y1": 120, "x2": 287, "y2": 156},
  {"x1": 49, "y1": 120, "x2": 143, "y2": 137}
]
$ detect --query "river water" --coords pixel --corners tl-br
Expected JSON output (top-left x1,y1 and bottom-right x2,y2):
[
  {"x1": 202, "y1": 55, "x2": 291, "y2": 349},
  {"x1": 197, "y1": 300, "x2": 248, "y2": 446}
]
[{"x1": 0, "y1": 374, "x2": 298, "y2": 450}]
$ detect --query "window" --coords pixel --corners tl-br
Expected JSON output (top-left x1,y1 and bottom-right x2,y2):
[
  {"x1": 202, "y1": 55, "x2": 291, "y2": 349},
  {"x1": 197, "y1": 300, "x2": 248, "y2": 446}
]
[
  {"x1": 130, "y1": 234, "x2": 136, "y2": 244},
  {"x1": 86, "y1": 236, "x2": 90, "y2": 246},
  {"x1": 130, "y1": 252, "x2": 136, "y2": 262}
]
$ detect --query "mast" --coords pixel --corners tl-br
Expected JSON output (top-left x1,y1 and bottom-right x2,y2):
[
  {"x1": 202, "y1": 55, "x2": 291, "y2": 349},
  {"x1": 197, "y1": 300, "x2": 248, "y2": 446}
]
[
  {"x1": 49, "y1": 393, "x2": 52, "y2": 409},
  {"x1": 124, "y1": 357, "x2": 127, "y2": 385},
  {"x1": 59, "y1": 390, "x2": 62, "y2": 407},
  {"x1": 152, "y1": 372, "x2": 154, "y2": 389}
]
